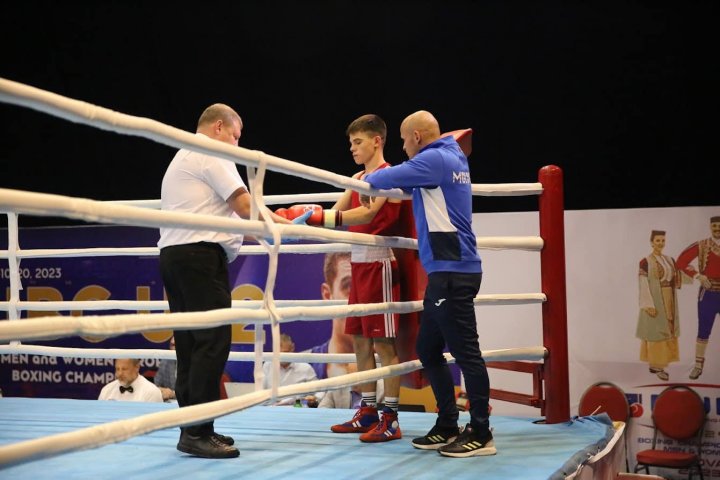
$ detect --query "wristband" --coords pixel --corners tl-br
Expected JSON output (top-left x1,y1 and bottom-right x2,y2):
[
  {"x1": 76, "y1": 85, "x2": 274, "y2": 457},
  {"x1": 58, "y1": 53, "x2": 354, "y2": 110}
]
[{"x1": 324, "y1": 210, "x2": 342, "y2": 228}]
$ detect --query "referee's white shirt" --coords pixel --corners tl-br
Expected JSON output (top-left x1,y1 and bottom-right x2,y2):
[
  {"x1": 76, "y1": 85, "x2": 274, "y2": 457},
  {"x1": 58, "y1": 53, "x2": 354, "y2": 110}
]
[{"x1": 158, "y1": 133, "x2": 247, "y2": 262}]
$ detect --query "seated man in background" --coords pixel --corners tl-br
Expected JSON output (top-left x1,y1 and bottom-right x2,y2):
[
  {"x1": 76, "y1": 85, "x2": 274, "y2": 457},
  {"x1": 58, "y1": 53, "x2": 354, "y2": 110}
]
[
  {"x1": 154, "y1": 336, "x2": 177, "y2": 402},
  {"x1": 98, "y1": 358, "x2": 163, "y2": 402},
  {"x1": 263, "y1": 333, "x2": 320, "y2": 406}
]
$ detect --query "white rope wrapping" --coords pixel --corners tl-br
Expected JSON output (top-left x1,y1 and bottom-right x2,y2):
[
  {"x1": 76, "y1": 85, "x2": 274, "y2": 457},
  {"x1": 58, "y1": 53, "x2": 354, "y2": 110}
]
[
  {"x1": 248, "y1": 158, "x2": 287, "y2": 398},
  {"x1": 0, "y1": 234, "x2": 541, "y2": 260}
]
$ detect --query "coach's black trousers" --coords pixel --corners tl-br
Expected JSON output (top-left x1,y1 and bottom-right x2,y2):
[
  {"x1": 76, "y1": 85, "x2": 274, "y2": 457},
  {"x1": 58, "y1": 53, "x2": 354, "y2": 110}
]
[{"x1": 416, "y1": 271, "x2": 490, "y2": 434}]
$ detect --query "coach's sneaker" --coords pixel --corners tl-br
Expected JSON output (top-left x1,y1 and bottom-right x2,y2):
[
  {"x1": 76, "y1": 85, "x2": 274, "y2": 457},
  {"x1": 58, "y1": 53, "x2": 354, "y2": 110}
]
[
  {"x1": 411, "y1": 423, "x2": 461, "y2": 450},
  {"x1": 330, "y1": 403, "x2": 379, "y2": 433},
  {"x1": 359, "y1": 406, "x2": 402, "y2": 442},
  {"x1": 438, "y1": 423, "x2": 497, "y2": 458}
]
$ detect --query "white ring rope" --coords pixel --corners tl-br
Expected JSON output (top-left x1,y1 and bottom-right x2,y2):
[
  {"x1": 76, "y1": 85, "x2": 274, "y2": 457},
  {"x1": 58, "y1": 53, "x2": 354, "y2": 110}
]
[
  {"x1": 106, "y1": 192, "x2": 344, "y2": 210},
  {"x1": 0, "y1": 345, "x2": 546, "y2": 366},
  {"x1": 0, "y1": 77, "x2": 549, "y2": 468},
  {"x1": 0, "y1": 189, "x2": 542, "y2": 257},
  {"x1": 0, "y1": 304, "x2": 413, "y2": 342},
  {"x1": 0, "y1": 299, "x2": 347, "y2": 312},
  {"x1": 0, "y1": 77, "x2": 407, "y2": 200},
  {"x1": 0, "y1": 293, "x2": 545, "y2": 313},
  {"x1": 0, "y1": 77, "x2": 542, "y2": 199},
  {"x1": 0, "y1": 346, "x2": 547, "y2": 468},
  {"x1": 0, "y1": 293, "x2": 546, "y2": 342},
  {"x1": 0, "y1": 243, "x2": 356, "y2": 259},
  {"x1": 0, "y1": 234, "x2": 542, "y2": 260},
  {"x1": 0, "y1": 188, "x2": 419, "y2": 250}
]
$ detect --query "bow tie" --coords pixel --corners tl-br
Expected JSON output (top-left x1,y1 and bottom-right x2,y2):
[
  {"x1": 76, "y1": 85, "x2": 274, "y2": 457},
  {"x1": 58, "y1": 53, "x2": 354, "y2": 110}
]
[{"x1": 119, "y1": 385, "x2": 134, "y2": 394}]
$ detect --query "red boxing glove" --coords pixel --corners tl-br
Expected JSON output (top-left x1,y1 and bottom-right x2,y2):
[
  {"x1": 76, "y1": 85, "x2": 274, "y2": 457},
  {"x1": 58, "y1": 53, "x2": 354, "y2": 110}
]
[
  {"x1": 274, "y1": 208, "x2": 289, "y2": 219},
  {"x1": 286, "y1": 204, "x2": 342, "y2": 228}
]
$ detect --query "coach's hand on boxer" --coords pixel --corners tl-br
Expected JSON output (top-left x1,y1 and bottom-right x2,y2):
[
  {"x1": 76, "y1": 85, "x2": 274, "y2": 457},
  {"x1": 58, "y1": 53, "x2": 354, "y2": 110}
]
[
  {"x1": 358, "y1": 174, "x2": 374, "y2": 208},
  {"x1": 277, "y1": 204, "x2": 343, "y2": 228}
]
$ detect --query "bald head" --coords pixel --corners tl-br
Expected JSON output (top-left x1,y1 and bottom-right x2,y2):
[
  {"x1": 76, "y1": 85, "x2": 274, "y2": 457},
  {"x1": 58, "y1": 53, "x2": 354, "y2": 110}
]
[
  {"x1": 198, "y1": 103, "x2": 242, "y2": 129},
  {"x1": 400, "y1": 110, "x2": 441, "y2": 159},
  {"x1": 196, "y1": 103, "x2": 243, "y2": 146},
  {"x1": 401, "y1": 111, "x2": 440, "y2": 136}
]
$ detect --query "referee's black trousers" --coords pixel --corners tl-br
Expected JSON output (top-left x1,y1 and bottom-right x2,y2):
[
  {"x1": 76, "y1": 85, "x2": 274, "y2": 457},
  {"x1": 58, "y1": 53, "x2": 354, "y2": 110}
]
[{"x1": 160, "y1": 242, "x2": 232, "y2": 437}]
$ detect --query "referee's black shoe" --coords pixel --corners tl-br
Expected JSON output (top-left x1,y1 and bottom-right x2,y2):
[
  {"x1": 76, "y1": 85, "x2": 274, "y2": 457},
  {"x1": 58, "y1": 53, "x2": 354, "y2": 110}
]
[
  {"x1": 177, "y1": 433, "x2": 239, "y2": 458},
  {"x1": 212, "y1": 432, "x2": 235, "y2": 446}
]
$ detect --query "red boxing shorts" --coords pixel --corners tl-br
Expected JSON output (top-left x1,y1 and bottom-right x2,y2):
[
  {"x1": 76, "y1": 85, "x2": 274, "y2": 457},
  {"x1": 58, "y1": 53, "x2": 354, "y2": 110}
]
[{"x1": 345, "y1": 258, "x2": 400, "y2": 338}]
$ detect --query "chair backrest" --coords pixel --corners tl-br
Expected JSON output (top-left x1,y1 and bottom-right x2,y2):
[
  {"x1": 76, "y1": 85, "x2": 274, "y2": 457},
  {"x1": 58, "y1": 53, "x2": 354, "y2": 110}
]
[
  {"x1": 652, "y1": 385, "x2": 706, "y2": 441},
  {"x1": 579, "y1": 381, "x2": 630, "y2": 422}
]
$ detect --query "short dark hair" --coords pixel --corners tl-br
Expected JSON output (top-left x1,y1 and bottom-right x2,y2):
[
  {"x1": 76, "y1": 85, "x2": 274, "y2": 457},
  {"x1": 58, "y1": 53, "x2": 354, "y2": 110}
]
[
  {"x1": 650, "y1": 230, "x2": 666, "y2": 241},
  {"x1": 346, "y1": 114, "x2": 386, "y2": 144}
]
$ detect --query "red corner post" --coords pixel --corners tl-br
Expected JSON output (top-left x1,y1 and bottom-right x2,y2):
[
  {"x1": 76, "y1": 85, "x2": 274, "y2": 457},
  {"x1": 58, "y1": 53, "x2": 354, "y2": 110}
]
[{"x1": 538, "y1": 165, "x2": 570, "y2": 423}]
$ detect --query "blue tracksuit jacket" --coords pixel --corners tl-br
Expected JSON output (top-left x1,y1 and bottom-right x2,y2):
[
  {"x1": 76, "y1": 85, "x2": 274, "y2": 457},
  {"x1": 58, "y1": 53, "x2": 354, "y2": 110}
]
[{"x1": 364, "y1": 136, "x2": 481, "y2": 275}]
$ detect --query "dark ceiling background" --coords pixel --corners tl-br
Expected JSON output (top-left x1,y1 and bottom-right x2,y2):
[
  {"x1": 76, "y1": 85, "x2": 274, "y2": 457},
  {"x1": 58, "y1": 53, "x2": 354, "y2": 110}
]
[{"x1": 1, "y1": 1, "x2": 717, "y2": 227}]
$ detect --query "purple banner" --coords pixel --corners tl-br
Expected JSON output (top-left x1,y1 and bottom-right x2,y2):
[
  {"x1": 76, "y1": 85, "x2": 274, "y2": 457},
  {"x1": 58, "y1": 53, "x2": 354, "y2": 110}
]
[{"x1": 1, "y1": 225, "x2": 332, "y2": 399}]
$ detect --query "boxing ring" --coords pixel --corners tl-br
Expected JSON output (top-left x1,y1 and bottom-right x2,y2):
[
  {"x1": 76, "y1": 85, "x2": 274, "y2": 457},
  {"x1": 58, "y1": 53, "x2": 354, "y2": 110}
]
[{"x1": 0, "y1": 77, "x2": 623, "y2": 479}]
